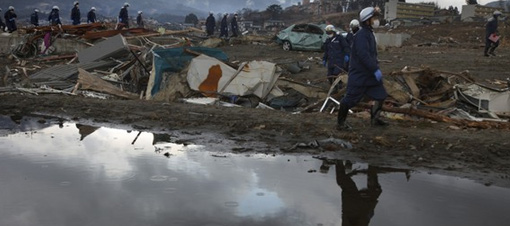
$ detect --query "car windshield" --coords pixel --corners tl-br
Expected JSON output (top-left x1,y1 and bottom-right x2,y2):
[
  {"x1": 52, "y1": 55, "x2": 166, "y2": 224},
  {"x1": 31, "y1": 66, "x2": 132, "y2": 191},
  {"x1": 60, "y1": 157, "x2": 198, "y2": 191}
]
[{"x1": 291, "y1": 24, "x2": 308, "y2": 33}]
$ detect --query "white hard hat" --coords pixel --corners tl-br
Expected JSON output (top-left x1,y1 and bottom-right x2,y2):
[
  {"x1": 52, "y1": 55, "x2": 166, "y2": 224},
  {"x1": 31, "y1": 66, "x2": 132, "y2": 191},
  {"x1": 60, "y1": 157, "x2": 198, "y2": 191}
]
[
  {"x1": 124, "y1": 2, "x2": 130, "y2": 7},
  {"x1": 138, "y1": 11, "x2": 142, "y2": 14},
  {"x1": 494, "y1": 11, "x2": 502, "y2": 16},
  {"x1": 350, "y1": 19, "x2": 360, "y2": 28},
  {"x1": 8, "y1": 6, "x2": 14, "y2": 10},
  {"x1": 35, "y1": 9, "x2": 39, "y2": 12},
  {"x1": 74, "y1": 1, "x2": 79, "y2": 6},
  {"x1": 91, "y1": 7, "x2": 96, "y2": 11},
  {"x1": 360, "y1": 7, "x2": 380, "y2": 22},
  {"x1": 325, "y1": 24, "x2": 335, "y2": 32},
  {"x1": 209, "y1": 11, "x2": 213, "y2": 14},
  {"x1": 53, "y1": 6, "x2": 60, "y2": 10}
]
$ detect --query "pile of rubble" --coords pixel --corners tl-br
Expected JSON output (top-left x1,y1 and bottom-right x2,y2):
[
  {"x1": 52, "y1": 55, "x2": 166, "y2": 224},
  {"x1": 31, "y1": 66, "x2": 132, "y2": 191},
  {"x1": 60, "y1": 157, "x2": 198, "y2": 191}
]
[{"x1": 1, "y1": 25, "x2": 509, "y2": 130}]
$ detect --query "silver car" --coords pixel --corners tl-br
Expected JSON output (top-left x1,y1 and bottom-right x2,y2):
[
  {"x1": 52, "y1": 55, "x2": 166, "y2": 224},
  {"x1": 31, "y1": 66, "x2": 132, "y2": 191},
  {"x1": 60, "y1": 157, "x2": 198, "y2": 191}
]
[{"x1": 277, "y1": 23, "x2": 347, "y2": 51}]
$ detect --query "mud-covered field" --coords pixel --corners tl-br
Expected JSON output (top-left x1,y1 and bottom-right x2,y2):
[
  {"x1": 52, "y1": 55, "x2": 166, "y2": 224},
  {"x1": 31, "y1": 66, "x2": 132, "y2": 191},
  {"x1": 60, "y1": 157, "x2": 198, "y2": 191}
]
[{"x1": 1, "y1": 41, "x2": 509, "y2": 188}]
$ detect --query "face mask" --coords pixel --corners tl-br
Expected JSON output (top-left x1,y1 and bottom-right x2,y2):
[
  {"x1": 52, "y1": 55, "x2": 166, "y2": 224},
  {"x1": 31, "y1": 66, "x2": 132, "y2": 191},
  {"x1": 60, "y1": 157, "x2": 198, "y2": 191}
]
[
  {"x1": 372, "y1": 19, "x2": 380, "y2": 28},
  {"x1": 328, "y1": 34, "x2": 334, "y2": 38}
]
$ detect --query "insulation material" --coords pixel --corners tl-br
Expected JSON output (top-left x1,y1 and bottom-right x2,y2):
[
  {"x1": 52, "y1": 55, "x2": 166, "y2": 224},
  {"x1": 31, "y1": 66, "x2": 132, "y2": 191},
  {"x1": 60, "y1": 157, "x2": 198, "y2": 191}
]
[{"x1": 187, "y1": 54, "x2": 283, "y2": 99}]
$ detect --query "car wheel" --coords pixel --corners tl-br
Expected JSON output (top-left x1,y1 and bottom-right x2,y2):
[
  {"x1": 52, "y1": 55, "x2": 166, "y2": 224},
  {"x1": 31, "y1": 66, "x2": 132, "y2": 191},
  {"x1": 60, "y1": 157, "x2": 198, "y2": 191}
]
[{"x1": 282, "y1": 41, "x2": 292, "y2": 51}]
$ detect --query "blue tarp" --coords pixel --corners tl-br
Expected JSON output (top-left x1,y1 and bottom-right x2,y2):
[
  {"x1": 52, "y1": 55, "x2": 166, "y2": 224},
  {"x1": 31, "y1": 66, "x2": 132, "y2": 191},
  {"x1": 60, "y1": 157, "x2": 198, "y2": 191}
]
[{"x1": 151, "y1": 47, "x2": 228, "y2": 96}]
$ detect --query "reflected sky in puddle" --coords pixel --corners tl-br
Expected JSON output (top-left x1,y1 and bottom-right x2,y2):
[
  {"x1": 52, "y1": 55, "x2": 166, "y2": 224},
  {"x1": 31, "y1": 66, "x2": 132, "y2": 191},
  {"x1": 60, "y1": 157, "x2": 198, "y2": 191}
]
[{"x1": 1, "y1": 121, "x2": 509, "y2": 226}]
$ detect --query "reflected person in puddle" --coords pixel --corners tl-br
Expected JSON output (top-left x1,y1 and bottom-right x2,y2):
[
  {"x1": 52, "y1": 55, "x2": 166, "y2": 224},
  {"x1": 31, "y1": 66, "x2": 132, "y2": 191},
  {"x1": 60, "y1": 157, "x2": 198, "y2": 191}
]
[
  {"x1": 334, "y1": 160, "x2": 411, "y2": 226},
  {"x1": 335, "y1": 160, "x2": 381, "y2": 226}
]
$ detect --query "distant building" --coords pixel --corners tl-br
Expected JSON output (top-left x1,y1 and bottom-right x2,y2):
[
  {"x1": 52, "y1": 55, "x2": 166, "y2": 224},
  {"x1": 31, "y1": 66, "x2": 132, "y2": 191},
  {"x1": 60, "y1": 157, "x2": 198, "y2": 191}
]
[
  {"x1": 384, "y1": 0, "x2": 435, "y2": 21},
  {"x1": 461, "y1": 4, "x2": 505, "y2": 21},
  {"x1": 239, "y1": 20, "x2": 254, "y2": 31},
  {"x1": 263, "y1": 20, "x2": 285, "y2": 30}
]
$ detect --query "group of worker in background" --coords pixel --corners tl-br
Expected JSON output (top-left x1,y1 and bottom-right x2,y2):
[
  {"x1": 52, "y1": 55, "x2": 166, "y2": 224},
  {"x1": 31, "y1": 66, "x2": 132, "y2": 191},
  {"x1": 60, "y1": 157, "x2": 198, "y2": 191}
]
[
  {"x1": 0, "y1": 1, "x2": 145, "y2": 32},
  {"x1": 205, "y1": 12, "x2": 239, "y2": 39},
  {"x1": 321, "y1": 7, "x2": 388, "y2": 131}
]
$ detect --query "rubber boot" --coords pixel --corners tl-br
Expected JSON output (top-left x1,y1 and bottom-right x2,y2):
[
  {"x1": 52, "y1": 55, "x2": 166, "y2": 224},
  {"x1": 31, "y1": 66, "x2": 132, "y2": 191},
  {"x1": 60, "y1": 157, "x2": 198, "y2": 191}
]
[
  {"x1": 371, "y1": 101, "x2": 388, "y2": 126},
  {"x1": 484, "y1": 45, "x2": 490, "y2": 57},
  {"x1": 336, "y1": 103, "x2": 352, "y2": 131},
  {"x1": 489, "y1": 46, "x2": 496, "y2": 56}
]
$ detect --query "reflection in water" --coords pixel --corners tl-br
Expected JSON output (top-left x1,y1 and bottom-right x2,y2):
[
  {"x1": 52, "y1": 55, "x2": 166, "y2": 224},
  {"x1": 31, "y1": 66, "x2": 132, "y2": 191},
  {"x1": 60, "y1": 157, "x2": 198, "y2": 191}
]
[
  {"x1": 333, "y1": 160, "x2": 410, "y2": 226},
  {"x1": 75, "y1": 124, "x2": 99, "y2": 141},
  {"x1": 1, "y1": 121, "x2": 510, "y2": 226}
]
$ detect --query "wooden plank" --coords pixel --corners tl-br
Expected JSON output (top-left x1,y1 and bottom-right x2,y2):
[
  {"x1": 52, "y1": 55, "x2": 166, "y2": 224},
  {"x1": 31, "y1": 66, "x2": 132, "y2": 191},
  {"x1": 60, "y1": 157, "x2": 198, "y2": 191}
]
[
  {"x1": 77, "y1": 68, "x2": 138, "y2": 99},
  {"x1": 403, "y1": 74, "x2": 420, "y2": 98}
]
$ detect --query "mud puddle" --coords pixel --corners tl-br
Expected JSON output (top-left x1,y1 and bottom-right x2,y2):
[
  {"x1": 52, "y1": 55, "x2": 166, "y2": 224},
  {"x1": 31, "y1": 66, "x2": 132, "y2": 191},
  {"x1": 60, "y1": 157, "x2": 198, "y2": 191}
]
[{"x1": 0, "y1": 117, "x2": 509, "y2": 226}]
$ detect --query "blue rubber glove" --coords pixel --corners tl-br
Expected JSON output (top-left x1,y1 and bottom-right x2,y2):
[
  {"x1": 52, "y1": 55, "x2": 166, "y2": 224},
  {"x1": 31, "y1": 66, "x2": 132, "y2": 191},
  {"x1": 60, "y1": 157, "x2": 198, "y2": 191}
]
[
  {"x1": 344, "y1": 55, "x2": 349, "y2": 63},
  {"x1": 374, "y1": 69, "x2": 383, "y2": 81},
  {"x1": 322, "y1": 60, "x2": 327, "y2": 67}
]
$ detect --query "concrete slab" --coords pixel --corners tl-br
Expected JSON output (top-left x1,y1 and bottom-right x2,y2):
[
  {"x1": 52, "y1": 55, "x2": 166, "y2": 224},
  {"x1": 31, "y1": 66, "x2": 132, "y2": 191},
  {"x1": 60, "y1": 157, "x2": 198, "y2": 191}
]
[
  {"x1": 78, "y1": 34, "x2": 129, "y2": 64},
  {"x1": 375, "y1": 33, "x2": 411, "y2": 48}
]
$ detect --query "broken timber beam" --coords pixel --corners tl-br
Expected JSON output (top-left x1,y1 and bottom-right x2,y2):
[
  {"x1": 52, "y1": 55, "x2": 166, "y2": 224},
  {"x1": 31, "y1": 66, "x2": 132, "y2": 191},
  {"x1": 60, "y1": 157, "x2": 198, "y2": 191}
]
[
  {"x1": 358, "y1": 103, "x2": 510, "y2": 130},
  {"x1": 77, "y1": 68, "x2": 138, "y2": 99}
]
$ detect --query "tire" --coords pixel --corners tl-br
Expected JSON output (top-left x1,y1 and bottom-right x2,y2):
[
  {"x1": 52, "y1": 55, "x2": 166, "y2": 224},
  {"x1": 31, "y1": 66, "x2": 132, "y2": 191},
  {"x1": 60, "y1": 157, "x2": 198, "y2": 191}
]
[{"x1": 282, "y1": 40, "x2": 292, "y2": 51}]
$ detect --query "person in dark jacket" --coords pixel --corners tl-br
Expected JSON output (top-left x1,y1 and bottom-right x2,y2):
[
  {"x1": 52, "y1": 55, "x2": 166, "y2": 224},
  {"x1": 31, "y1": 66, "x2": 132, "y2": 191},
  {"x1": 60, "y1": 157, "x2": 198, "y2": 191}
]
[
  {"x1": 484, "y1": 11, "x2": 502, "y2": 57},
  {"x1": 136, "y1": 11, "x2": 144, "y2": 28},
  {"x1": 71, "y1": 1, "x2": 81, "y2": 25},
  {"x1": 230, "y1": 13, "x2": 239, "y2": 37},
  {"x1": 346, "y1": 19, "x2": 360, "y2": 47},
  {"x1": 48, "y1": 6, "x2": 62, "y2": 26},
  {"x1": 4, "y1": 6, "x2": 17, "y2": 33},
  {"x1": 0, "y1": 8, "x2": 6, "y2": 32},
  {"x1": 118, "y1": 2, "x2": 130, "y2": 29},
  {"x1": 219, "y1": 13, "x2": 228, "y2": 38},
  {"x1": 87, "y1": 7, "x2": 97, "y2": 23},
  {"x1": 322, "y1": 24, "x2": 351, "y2": 86},
  {"x1": 337, "y1": 7, "x2": 388, "y2": 130},
  {"x1": 205, "y1": 12, "x2": 216, "y2": 37},
  {"x1": 30, "y1": 9, "x2": 39, "y2": 27}
]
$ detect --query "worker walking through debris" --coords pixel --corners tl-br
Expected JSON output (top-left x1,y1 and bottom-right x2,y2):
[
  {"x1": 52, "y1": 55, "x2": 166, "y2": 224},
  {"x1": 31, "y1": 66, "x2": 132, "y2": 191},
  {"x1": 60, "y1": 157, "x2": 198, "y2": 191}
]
[
  {"x1": 48, "y1": 6, "x2": 62, "y2": 26},
  {"x1": 71, "y1": 1, "x2": 81, "y2": 25},
  {"x1": 484, "y1": 11, "x2": 502, "y2": 57},
  {"x1": 137, "y1": 11, "x2": 144, "y2": 28},
  {"x1": 31, "y1": 9, "x2": 39, "y2": 27},
  {"x1": 0, "y1": 8, "x2": 5, "y2": 32},
  {"x1": 322, "y1": 24, "x2": 350, "y2": 88},
  {"x1": 4, "y1": 6, "x2": 17, "y2": 33},
  {"x1": 118, "y1": 3, "x2": 130, "y2": 29},
  {"x1": 206, "y1": 12, "x2": 216, "y2": 37},
  {"x1": 220, "y1": 13, "x2": 228, "y2": 38},
  {"x1": 346, "y1": 19, "x2": 360, "y2": 47},
  {"x1": 231, "y1": 13, "x2": 239, "y2": 37},
  {"x1": 87, "y1": 7, "x2": 97, "y2": 23},
  {"x1": 337, "y1": 7, "x2": 388, "y2": 130}
]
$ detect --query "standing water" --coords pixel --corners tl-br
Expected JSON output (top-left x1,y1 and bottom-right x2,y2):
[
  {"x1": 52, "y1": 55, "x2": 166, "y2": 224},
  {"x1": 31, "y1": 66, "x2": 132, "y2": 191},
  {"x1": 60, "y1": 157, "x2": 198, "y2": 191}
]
[{"x1": 1, "y1": 117, "x2": 509, "y2": 226}]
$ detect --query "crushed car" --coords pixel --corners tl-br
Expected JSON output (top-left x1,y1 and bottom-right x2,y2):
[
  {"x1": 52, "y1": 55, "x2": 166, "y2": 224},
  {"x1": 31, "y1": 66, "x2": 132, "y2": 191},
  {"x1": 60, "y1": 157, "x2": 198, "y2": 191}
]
[{"x1": 276, "y1": 23, "x2": 347, "y2": 51}]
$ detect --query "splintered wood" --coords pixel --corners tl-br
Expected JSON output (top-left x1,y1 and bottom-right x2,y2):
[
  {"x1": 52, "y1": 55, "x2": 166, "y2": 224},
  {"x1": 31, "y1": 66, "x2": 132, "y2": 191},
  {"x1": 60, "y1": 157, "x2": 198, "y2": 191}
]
[{"x1": 77, "y1": 68, "x2": 138, "y2": 100}]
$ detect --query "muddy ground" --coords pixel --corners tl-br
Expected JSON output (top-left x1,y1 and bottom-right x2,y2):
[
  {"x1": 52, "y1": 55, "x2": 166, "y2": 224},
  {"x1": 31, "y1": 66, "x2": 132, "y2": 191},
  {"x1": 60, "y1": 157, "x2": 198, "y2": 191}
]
[{"x1": 1, "y1": 41, "x2": 509, "y2": 188}]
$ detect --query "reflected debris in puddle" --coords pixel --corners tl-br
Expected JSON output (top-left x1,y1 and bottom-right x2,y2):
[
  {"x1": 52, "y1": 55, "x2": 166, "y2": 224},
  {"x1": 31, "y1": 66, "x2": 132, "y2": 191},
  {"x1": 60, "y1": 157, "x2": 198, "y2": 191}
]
[
  {"x1": 152, "y1": 133, "x2": 175, "y2": 145},
  {"x1": 334, "y1": 160, "x2": 411, "y2": 226},
  {"x1": 75, "y1": 124, "x2": 100, "y2": 141},
  {"x1": 0, "y1": 115, "x2": 58, "y2": 136}
]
